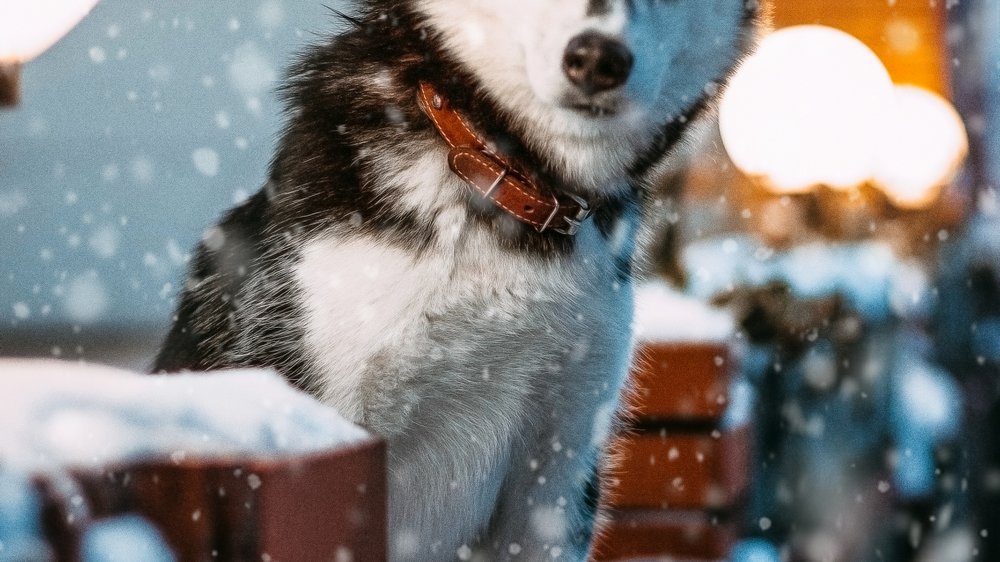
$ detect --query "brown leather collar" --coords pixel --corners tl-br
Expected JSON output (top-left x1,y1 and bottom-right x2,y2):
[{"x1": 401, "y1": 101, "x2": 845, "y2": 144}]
[{"x1": 416, "y1": 82, "x2": 592, "y2": 236}]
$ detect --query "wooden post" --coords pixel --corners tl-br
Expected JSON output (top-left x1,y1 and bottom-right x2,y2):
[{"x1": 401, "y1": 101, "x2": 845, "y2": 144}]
[
  {"x1": 0, "y1": 63, "x2": 21, "y2": 107},
  {"x1": 594, "y1": 341, "x2": 752, "y2": 561}
]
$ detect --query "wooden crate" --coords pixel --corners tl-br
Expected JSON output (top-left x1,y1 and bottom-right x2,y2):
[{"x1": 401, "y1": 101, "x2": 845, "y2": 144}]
[
  {"x1": 606, "y1": 426, "x2": 752, "y2": 511},
  {"x1": 597, "y1": 338, "x2": 753, "y2": 561},
  {"x1": 593, "y1": 509, "x2": 738, "y2": 562},
  {"x1": 628, "y1": 342, "x2": 733, "y2": 421},
  {"x1": 41, "y1": 439, "x2": 386, "y2": 562}
]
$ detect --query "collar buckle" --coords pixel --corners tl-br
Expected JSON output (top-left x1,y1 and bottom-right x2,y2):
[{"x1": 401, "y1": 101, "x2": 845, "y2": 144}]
[
  {"x1": 541, "y1": 193, "x2": 592, "y2": 236},
  {"x1": 420, "y1": 82, "x2": 596, "y2": 237}
]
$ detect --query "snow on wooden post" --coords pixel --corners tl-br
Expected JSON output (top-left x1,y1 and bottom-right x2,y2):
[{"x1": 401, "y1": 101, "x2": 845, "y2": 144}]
[
  {"x1": 594, "y1": 283, "x2": 753, "y2": 561},
  {"x1": 0, "y1": 360, "x2": 387, "y2": 562}
]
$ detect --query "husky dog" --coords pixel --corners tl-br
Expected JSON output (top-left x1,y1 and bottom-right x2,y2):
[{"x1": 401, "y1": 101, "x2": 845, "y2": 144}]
[{"x1": 155, "y1": 0, "x2": 756, "y2": 559}]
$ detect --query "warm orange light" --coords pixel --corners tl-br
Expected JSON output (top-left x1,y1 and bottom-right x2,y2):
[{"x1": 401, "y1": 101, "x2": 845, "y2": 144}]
[
  {"x1": 0, "y1": 1, "x2": 99, "y2": 63},
  {"x1": 873, "y1": 85, "x2": 968, "y2": 210},
  {"x1": 719, "y1": 25, "x2": 968, "y2": 210},
  {"x1": 719, "y1": 25, "x2": 894, "y2": 194}
]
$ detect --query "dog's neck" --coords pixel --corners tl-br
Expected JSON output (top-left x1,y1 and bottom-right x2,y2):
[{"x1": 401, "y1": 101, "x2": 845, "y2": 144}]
[
  {"x1": 270, "y1": 7, "x2": 642, "y2": 255},
  {"x1": 416, "y1": 81, "x2": 595, "y2": 236}
]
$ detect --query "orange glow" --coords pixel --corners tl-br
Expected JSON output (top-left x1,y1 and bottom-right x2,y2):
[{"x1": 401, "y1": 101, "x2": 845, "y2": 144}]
[
  {"x1": 768, "y1": 0, "x2": 949, "y2": 95},
  {"x1": 719, "y1": 24, "x2": 967, "y2": 209}
]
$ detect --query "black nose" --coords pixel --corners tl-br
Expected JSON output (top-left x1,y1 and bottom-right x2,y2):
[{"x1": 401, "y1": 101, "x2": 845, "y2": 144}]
[{"x1": 562, "y1": 31, "x2": 634, "y2": 95}]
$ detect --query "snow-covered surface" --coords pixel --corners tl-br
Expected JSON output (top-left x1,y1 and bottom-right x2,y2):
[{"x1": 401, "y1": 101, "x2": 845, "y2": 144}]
[
  {"x1": 0, "y1": 360, "x2": 370, "y2": 471},
  {"x1": 0, "y1": 469, "x2": 50, "y2": 562},
  {"x1": 633, "y1": 281, "x2": 736, "y2": 343},
  {"x1": 722, "y1": 378, "x2": 756, "y2": 430},
  {"x1": 889, "y1": 356, "x2": 962, "y2": 499},
  {"x1": 81, "y1": 515, "x2": 176, "y2": 562},
  {"x1": 730, "y1": 538, "x2": 781, "y2": 562},
  {"x1": 683, "y1": 236, "x2": 932, "y2": 321}
]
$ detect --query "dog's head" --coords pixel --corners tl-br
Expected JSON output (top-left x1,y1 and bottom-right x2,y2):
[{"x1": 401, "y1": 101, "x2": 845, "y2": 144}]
[{"x1": 412, "y1": 0, "x2": 755, "y2": 149}]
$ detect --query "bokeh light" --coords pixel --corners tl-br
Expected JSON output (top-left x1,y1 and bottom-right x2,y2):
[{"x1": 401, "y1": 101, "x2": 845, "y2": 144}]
[
  {"x1": 719, "y1": 25, "x2": 894, "y2": 193},
  {"x1": 0, "y1": 0, "x2": 100, "y2": 63},
  {"x1": 874, "y1": 85, "x2": 969, "y2": 210}
]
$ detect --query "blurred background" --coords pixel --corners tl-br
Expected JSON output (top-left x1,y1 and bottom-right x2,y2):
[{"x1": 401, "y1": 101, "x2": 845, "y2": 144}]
[
  {"x1": 2, "y1": 1, "x2": 999, "y2": 561},
  {"x1": 0, "y1": 1, "x2": 336, "y2": 368}
]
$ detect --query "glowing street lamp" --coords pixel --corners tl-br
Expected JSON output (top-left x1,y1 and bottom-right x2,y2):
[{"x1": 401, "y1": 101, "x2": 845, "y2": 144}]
[
  {"x1": 0, "y1": 0, "x2": 99, "y2": 106},
  {"x1": 719, "y1": 25, "x2": 895, "y2": 194},
  {"x1": 719, "y1": 25, "x2": 968, "y2": 214},
  {"x1": 874, "y1": 85, "x2": 969, "y2": 210}
]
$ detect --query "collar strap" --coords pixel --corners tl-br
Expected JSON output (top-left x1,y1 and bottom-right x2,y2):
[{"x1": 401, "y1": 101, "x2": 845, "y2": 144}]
[{"x1": 416, "y1": 82, "x2": 592, "y2": 235}]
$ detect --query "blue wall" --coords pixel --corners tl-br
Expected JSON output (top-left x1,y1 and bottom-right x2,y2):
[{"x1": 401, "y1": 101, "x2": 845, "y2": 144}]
[{"x1": 1, "y1": 1, "x2": 345, "y2": 329}]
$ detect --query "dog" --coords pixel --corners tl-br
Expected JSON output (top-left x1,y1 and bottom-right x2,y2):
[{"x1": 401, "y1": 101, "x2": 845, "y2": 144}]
[{"x1": 154, "y1": 1, "x2": 756, "y2": 559}]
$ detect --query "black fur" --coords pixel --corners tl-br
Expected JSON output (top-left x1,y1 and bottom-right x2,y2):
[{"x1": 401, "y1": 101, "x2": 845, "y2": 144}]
[
  {"x1": 574, "y1": 466, "x2": 603, "y2": 547},
  {"x1": 155, "y1": 1, "x2": 650, "y2": 374},
  {"x1": 154, "y1": 0, "x2": 758, "y2": 400},
  {"x1": 152, "y1": 1, "x2": 757, "y2": 558},
  {"x1": 155, "y1": 0, "x2": 757, "y2": 379}
]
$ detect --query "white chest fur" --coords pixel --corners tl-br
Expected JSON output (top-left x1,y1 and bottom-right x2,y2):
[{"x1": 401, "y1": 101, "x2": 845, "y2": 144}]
[
  {"x1": 294, "y1": 162, "x2": 635, "y2": 560},
  {"x1": 297, "y1": 228, "x2": 633, "y2": 559}
]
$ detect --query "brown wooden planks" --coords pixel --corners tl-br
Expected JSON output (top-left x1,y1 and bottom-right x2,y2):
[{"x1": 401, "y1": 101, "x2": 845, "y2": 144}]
[
  {"x1": 597, "y1": 339, "x2": 751, "y2": 560},
  {"x1": 606, "y1": 427, "x2": 752, "y2": 511},
  {"x1": 66, "y1": 439, "x2": 387, "y2": 562},
  {"x1": 593, "y1": 509, "x2": 738, "y2": 562},
  {"x1": 628, "y1": 342, "x2": 733, "y2": 421}
]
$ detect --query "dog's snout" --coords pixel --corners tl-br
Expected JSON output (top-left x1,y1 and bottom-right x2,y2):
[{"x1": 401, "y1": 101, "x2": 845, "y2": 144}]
[{"x1": 562, "y1": 32, "x2": 633, "y2": 95}]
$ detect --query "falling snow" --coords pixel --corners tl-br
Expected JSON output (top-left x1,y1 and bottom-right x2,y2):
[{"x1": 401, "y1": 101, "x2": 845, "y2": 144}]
[
  {"x1": 227, "y1": 41, "x2": 277, "y2": 96},
  {"x1": 63, "y1": 273, "x2": 109, "y2": 324},
  {"x1": 0, "y1": 191, "x2": 28, "y2": 217},
  {"x1": 88, "y1": 224, "x2": 120, "y2": 259},
  {"x1": 11, "y1": 302, "x2": 30, "y2": 321},
  {"x1": 88, "y1": 46, "x2": 106, "y2": 64},
  {"x1": 191, "y1": 148, "x2": 221, "y2": 178},
  {"x1": 1, "y1": 2, "x2": 999, "y2": 561}
]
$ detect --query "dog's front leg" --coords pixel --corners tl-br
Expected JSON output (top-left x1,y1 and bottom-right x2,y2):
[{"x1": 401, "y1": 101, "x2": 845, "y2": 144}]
[
  {"x1": 386, "y1": 433, "x2": 513, "y2": 562},
  {"x1": 471, "y1": 444, "x2": 602, "y2": 562}
]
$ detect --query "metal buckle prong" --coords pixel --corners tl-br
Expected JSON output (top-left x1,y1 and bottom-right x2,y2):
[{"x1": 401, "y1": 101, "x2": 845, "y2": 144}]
[
  {"x1": 539, "y1": 193, "x2": 562, "y2": 233},
  {"x1": 552, "y1": 193, "x2": 592, "y2": 236},
  {"x1": 483, "y1": 167, "x2": 508, "y2": 200}
]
